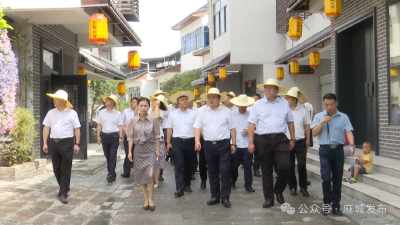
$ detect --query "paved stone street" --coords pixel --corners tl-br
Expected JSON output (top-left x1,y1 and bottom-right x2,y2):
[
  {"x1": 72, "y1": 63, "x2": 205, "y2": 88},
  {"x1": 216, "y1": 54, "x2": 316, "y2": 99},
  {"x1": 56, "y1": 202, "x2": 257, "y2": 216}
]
[{"x1": 0, "y1": 149, "x2": 369, "y2": 224}]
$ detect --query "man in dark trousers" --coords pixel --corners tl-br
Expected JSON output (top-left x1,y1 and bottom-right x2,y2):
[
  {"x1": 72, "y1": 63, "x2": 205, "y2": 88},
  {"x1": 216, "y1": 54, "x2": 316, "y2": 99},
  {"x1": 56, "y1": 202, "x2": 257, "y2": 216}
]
[
  {"x1": 166, "y1": 91, "x2": 197, "y2": 197},
  {"x1": 248, "y1": 78, "x2": 295, "y2": 208},
  {"x1": 97, "y1": 94, "x2": 123, "y2": 183},
  {"x1": 121, "y1": 97, "x2": 138, "y2": 178},
  {"x1": 43, "y1": 90, "x2": 81, "y2": 204},
  {"x1": 312, "y1": 93, "x2": 355, "y2": 216},
  {"x1": 194, "y1": 88, "x2": 236, "y2": 208}
]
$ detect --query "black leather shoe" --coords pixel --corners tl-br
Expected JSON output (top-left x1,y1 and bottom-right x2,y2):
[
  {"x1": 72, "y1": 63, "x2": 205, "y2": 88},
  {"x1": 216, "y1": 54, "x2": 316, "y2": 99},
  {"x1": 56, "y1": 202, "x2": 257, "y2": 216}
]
[
  {"x1": 332, "y1": 208, "x2": 343, "y2": 216},
  {"x1": 262, "y1": 200, "x2": 274, "y2": 208},
  {"x1": 221, "y1": 199, "x2": 231, "y2": 208},
  {"x1": 57, "y1": 192, "x2": 69, "y2": 198},
  {"x1": 231, "y1": 182, "x2": 236, "y2": 188},
  {"x1": 191, "y1": 174, "x2": 195, "y2": 180},
  {"x1": 320, "y1": 208, "x2": 329, "y2": 216},
  {"x1": 184, "y1": 186, "x2": 193, "y2": 192},
  {"x1": 143, "y1": 205, "x2": 149, "y2": 210},
  {"x1": 307, "y1": 180, "x2": 311, "y2": 186},
  {"x1": 289, "y1": 188, "x2": 297, "y2": 196},
  {"x1": 60, "y1": 194, "x2": 68, "y2": 204},
  {"x1": 120, "y1": 173, "x2": 130, "y2": 178},
  {"x1": 149, "y1": 206, "x2": 155, "y2": 211},
  {"x1": 207, "y1": 198, "x2": 220, "y2": 205},
  {"x1": 245, "y1": 186, "x2": 255, "y2": 192},
  {"x1": 300, "y1": 189, "x2": 309, "y2": 197},
  {"x1": 107, "y1": 175, "x2": 116, "y2": 183},
  {"x1": 159, "y1": 176, "x2": 164, "y2": 181},
  {"x1": 254, "y1": 171, "x2": 261, "y2": 177},
  {"x1": 200, "y1": 181, "x2": 206, "y2": 189},
  {"x1": 174, "y1": 190, "x2": 184, "y2": 198},
  {"x1": 275, "y1": 193, "x2": 285, "y2": 204},
  {"x1": 170, "y1": 159, "x2": 175, "y2": 165}
]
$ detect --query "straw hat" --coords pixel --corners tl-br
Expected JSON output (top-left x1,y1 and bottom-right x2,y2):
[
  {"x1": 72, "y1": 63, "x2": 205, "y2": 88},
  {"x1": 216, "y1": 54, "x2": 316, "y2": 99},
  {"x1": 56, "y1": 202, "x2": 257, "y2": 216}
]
[
  {"x1": 46, "y1": 90, "x2": 73, "y2": 108},
  {"x1": 256, "y1": 78, "x2": 286, "y2": 93},
  {"x1": 280, "y1": 89, "x2": 304, "y2": 103},
  {"x1": 200, "y1": 88, "x2": 228, "y2": 102},
  {"x1": 169, "y1": 91, "x2": 195, "y2": 104},
  {"x1": 221, "y1": 92, "x2": 236, "y2": 98},
  {"x1": 154, "y1": 89, "x2": 169, "y2": 98},
  {"x1": 230, "y1": 94, "x2": 255, "y2": 107},
  {"x1": 289, "y1": 87, "x2": 307, "y2": 100},
  {"x1": 101, "y1": 94, "x2": 119, "y2": 110},
  {"x1": 150, "y1": 94, "x2": 168, "y2": 110}
]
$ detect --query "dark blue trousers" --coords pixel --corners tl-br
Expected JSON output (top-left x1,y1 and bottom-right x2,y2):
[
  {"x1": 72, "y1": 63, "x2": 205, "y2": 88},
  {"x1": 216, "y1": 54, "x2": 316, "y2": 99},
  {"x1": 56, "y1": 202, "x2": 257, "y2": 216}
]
[
  {"x1": 123, "y1": 135, "x2": 133, "y2": 175},
  {"x1": 231, "y1": 148, "x2": 253, "y2": 187},
  {"x1": 253, "y1": 134, "x2": 260, "y2": 172},
  {"x1": 319, "y1": 146, "x2": 344, "y2": 210},
  {"x1": 172, "y1": 138, "x2": 195, "y2": 191},
  {"x1": 101, "y1": 132, "x2": 119, "y2": 177},
  {"x1": 204, "y1": 139, "x2": 231, "y2": 200}
]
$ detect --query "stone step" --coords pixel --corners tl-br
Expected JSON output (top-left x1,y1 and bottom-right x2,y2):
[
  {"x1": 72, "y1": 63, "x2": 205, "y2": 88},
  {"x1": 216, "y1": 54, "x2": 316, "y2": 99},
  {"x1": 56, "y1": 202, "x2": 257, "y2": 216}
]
[
  {"x1": 307, "y1": 146, "x2": 400, "y2": 180},
  {"x1": 307, "y1": 163, "x2": 400, "y2": 217},
  {"x1": 307, "y1": 153, "x2": 400, "y2": 197}
]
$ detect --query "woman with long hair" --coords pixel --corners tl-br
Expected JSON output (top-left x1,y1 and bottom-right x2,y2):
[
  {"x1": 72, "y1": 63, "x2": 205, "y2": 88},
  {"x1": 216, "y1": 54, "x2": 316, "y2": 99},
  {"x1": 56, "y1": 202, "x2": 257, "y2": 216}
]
[{"x1": 127, "y1": 97, "x2": 160, "y2": 211}]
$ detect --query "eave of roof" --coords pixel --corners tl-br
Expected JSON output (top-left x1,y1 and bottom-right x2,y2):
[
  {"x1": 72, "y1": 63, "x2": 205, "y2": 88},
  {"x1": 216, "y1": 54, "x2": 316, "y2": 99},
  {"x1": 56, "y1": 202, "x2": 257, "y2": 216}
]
[
  {"x1": 80, "y1": 49, "x2": 126, "y2": 79},
  {"x1": 202, "y1": 52, "x2": 230, "y2": 72},
  {"x1": 171, "y1": 4, "x2": 208, "y2": 30},
  {"x1": 193, "y1": 46, "x2": 210, "y2": 56},
  {"x1": 151, "y1": 64, "x2": 181, "y2": 77}
]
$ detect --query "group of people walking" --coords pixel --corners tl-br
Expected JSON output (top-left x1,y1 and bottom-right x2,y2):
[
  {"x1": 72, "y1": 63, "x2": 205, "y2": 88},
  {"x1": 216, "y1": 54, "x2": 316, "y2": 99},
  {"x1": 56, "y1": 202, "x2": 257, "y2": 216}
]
[{"x1": 42, "y1": 77, "x2": 355, "y2": 217}]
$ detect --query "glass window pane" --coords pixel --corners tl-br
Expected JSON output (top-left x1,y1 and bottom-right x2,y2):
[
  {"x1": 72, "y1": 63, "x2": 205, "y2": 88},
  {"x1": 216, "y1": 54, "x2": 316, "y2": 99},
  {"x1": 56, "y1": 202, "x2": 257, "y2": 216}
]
[
  {"x1": 43, "y1": 49, "x2": 54, "y2": 70},
  {"x1": 221, "y1": 0, "x2": 226, "y2": 7},
  {"x1": 221, "y1": 7, "x2": 226, "y2": 34},
  {"x1": 215, "y1": 14, "x2": 220, "y2": 38},
  {"x1": 389, "y1": 1, "x2": 400, "y2": 124},
  {"x1": 214, "y1": 1, "x2": 220, "y2": 14}
]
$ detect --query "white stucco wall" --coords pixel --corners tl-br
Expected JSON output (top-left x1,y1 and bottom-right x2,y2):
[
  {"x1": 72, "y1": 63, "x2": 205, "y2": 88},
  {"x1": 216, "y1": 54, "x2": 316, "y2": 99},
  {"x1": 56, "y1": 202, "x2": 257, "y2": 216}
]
[
  {"x1": 209, "y1": 0, "x2": 231, "y2": 60},
  {"x1": 156, "y1": 72, "x2": 177, "y2": 89},
  {"x1": 181, "y1": 54, "x2": 204, "y2": 71},
  {"x1": 126, "y1": 80, "x2": 158, "y2": 98},
  {"x1": 202, "y1": 53, "x2": 211, "y2": 67},
  {"x1": 180, "y1": 18, "x2": 203, "y2": 37}
]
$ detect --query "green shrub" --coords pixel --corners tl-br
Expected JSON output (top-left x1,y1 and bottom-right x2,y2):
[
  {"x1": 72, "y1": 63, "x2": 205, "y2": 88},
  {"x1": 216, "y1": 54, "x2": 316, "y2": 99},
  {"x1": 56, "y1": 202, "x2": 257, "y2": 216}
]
[{"x1": 1, "y1": 107, "x2": 37, "y2": 166}]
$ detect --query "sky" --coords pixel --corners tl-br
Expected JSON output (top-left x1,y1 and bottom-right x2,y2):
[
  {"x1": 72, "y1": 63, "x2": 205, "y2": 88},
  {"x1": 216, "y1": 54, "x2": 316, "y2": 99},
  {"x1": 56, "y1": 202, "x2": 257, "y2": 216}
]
[{"x1": 114, "y1": 0, "x2": 207, "y2": 63}]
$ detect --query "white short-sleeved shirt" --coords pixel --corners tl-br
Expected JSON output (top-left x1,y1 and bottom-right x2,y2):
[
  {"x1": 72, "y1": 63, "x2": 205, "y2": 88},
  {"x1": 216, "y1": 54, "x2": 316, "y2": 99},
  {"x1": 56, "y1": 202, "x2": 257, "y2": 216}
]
[
  {"x1": 122, "y1": 108, "x2": 135, "y2": 129},
  {"x1": 286, "y1": 106, "x2": 310, "y2": 140},
  {"x1": 247, "y1": 96, "x2": 294, "y2": 134},
  {"x1": 43, "y1": 108, "x2": 81, "y2": 138},
  {"x1": 304, "y1": 102, "x2": 313, "y2": 122},
  {"x1": 193, "y1": 105, "x2": 234, "y2": 141},
  {"x1": 230, "y1": 109, "x2": 250, "y2": 148},
  {"x1": 166, "y1": 108, "x2": 197, "y2": 138},
  {"x1": 97, "y1": 108, "x2": 123, "y2": 133}
]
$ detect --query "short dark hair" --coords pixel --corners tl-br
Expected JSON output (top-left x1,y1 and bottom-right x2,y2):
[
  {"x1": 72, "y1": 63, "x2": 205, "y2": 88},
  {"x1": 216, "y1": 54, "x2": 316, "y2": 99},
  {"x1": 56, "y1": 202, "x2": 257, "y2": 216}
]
[
  {"x1": 138, "y1": 97, "x2": 150, "y2": 106},
  {"x1": 363, "y1": 141, "x2": 372, "y2": 149},
  {"x1": 253, "y1": 93, "x2": 261, "y2": 98},
  {"x1": 131, "y1": 97, "x2": 139, "y2": 103},
  {"x1": 323, "y1": 93, "x2": 337, "y2": 102}
]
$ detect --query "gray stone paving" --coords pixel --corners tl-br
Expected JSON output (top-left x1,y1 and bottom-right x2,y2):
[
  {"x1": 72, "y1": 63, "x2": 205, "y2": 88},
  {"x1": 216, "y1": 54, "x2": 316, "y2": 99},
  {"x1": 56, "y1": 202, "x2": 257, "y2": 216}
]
[{"x1": 0, "y1": 152, "x2": 395, "y2": 224}]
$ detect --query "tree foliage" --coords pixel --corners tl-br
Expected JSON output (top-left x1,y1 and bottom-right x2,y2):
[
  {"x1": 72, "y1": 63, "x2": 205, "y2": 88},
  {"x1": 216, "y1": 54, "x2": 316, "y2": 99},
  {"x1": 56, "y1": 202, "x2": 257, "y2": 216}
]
[
  {"x1": 160, "y1": 70, "x2": 201, "y2": 95},
  {"x1": 88, "y1": 80, "x2": 121, "y2": 121}
]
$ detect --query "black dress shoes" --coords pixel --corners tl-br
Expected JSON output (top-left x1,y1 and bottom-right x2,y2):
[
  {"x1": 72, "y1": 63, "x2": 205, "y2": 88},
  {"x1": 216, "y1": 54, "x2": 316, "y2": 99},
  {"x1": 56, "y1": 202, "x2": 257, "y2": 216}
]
[
  {"x1": 143, "y1": 205, "x2": 149, "y2": 210},
  {"x1": 320, "y1": 208, "x2": 329, "y2": 216},
  {"x1": 254, "y1": 171, "x2": 262, "y2": 177},
  {"x1": 174, "y1": 190, "x2": 184, "y2": 198},
  {"x1": 183, "y1": 186, "x2": 193, "y2": 192},
  {"x1": 300, "y1": 189, "x2": 309, "y2": 197},
  {"x1": 221, "y1": 198, "x2": 231, "y2": 208},
  {"x1": 231, "y1": 183, "x2": 236, "y2": 188},
  {"x1": 207, "y1": 198, "x2": 220, "y2": 205},
  {"x1": 60, "y1": 194, "x2": 68, "y2": 204},
  {"x1": 307, "y1": 180, "x2": 311, "y2": 186},
  {"x1": 120, "y1": 173, "x2": 130, "y2": 178},
  {"x1": 332, "y1": 208, "x2": 343, "y2": 216},
  {"x1": 263, "y1": 200, "x2": 274, "y2": 208},
  {"x1": 149, "y1": 205, "x2": 155, "y2": 211},
  {"x1": 106, "y1": 175, "x2": 116, "y2": 183},
  {"x1": 289, "y1": 188, "x2": 297, "y2": 196},
  {"x1": 159, "y1": 176, "x2": 164, "y2": 181},
  {"x1": 200, "y1": 181, "x2": 206, "y2": 189},
  {"x1": 275, "y1": 192, "x2": 285, "y2": 204},
  {"x1": 245, "y1": 186, "x2": 255, "y2": 192}
]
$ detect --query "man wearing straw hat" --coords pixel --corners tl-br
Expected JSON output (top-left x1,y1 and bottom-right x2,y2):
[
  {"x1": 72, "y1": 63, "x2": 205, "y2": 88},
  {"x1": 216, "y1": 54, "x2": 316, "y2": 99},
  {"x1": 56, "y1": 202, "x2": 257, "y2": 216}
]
[
  {"x1": 229, "y1": 94, "x2": 256, "y2": 193},
  {"x1": 222, "y1": 92, "x2": 237, "y2": 111},
  {"x1": 97, "y1": 94, "x2": 123, "y2": 183},
  {"x1": 248, "y1": 78, "x2": 295, "y2": 208},
  {"x1": 166, "y1": 91, "x2": 197, "y2": 197},
  {"x1": 194, "y1": 88, "x2": 236, "y2": 208},
  {"x1": 43, "y1": 90, "x2": 81, "y2": 204},
  {"x1": 281, "y1": 88, "x2": 310, "y2": 197}
]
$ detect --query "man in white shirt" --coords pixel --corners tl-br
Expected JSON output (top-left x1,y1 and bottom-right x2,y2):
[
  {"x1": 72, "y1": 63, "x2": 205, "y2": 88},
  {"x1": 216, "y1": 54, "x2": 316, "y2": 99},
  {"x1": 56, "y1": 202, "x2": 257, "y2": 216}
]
[
  {"x1": 281, "y1": 88, "x2": 310, "y2": 197},
  {"x1": 248, "y1": 78, "x2": 295, "y2": 208},
  {"x1": 229, "y1": 95, "x2": 256, "y2": 193},
  {"x1": 97, "y1": 94, "x2": 123, "y2": 183},
  {"x1": 222, "y1": 92, "x2": 237, "y2": 111},
  {"x1": 121, "y1": 97, "x2": 138, "y2": 178},
  {"x1": 194, "y1": 88, "x2": 236, "y2": 208},
  {"x1": 248, "y1": 93, "x2": 262, "y2": 177},
  {"x1": 303, "y1": 96, "x2": 315, "y2": 147},
  {"x1": 43, "y1": 90, "x2": 81, "y2": 204},
  {"x1": 166, "y1": 91, "x2": 197, "y2": 197}
]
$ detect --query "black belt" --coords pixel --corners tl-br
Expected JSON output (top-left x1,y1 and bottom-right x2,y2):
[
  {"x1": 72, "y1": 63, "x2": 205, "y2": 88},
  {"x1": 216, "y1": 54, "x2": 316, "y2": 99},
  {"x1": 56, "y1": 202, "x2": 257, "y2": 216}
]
[
  {"x1": 204, "y1": 139, "x2": 229, "y2": 145},
  {"x1": 295, "y1": 138, "x2": 306, "y2": 143},
  {"x1": 101, "y1": 132, "x2": 118, "y2": 136},
  {"x1": 320, "y1": 144, "x2": 344, "y2": 149},
  {"x1": 174, "y1": 137, "x2": 194, "y2": 142},
  {"x1": 259, "y1": 133, "x2": 285, "y2": 137},
  {"x1": 50, "y1": 137, "x2": 73, "y2": 143}
]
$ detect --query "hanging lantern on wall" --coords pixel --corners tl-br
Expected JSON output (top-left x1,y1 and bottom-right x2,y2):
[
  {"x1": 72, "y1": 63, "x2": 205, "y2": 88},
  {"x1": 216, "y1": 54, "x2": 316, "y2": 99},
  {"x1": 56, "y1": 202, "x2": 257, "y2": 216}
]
[
  {"x1": 128, "y1": 50, "x2": 140, "y2": 70},
  {"x1": 276, "y1": 67, "x2": 284, "y2": 81},
  {"x1": 87, "y1": 80, "x2": 91, "y2": 85},
  {"x1": 118, "y1": 82, "x2": 126, "y2": 97},
  {"x1": 205, "y1": 84, "x2": 212, "y2": 93},
  {"x1": 391, "y1": 68, "x2": 398, "y2": 77},
  {"x1": 78, "y1": 67, "x2": 86, "y2": 75},
  {"x1": 288, "y1": 16, "x2": 302, "y2": 42},
  {"x1": 324, "y1": 0, "x2": 342, "y2": 21},
  {"x1": 219, "y1": 67, "x2": 227, "y2": 81},
  {"x1": 208, "y1": 73, "x2": 216, "y2": 84},
  {"x1": 290, "y1": 61, "x2": 299, "y2": 81},
  {"x1": 194, "y1": 87, "x2": 200, "y2": 97},
  {"x1": 89, "y1": 13, "x2": 108, "y2": 47}
]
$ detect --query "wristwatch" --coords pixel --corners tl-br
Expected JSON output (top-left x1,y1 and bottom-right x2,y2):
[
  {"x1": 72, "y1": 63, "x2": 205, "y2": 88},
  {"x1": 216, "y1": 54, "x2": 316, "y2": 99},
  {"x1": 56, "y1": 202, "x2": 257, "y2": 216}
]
[
  {"x1": 231, "y1": 144, "x2": 237, "y2": 148},
  {"x1": 290, "y1": 139, "x2": 295, "y2": 142},
  {"x1": 75, "y1": 143, "x2": 80, "y2": 146}
]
